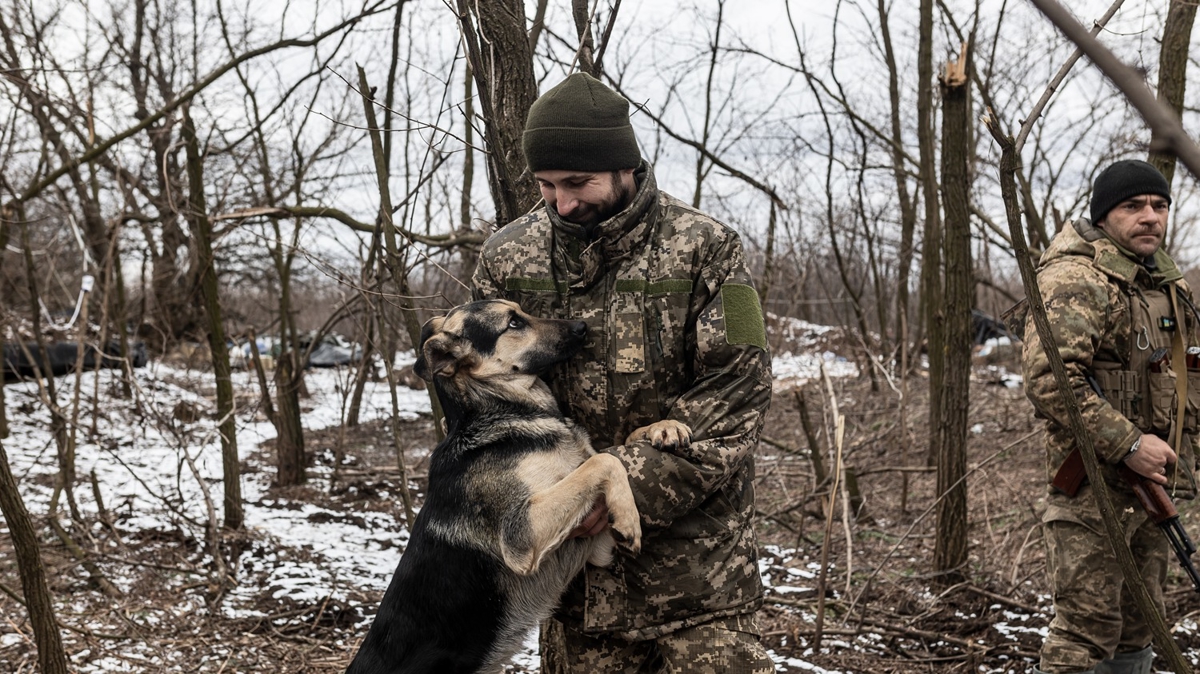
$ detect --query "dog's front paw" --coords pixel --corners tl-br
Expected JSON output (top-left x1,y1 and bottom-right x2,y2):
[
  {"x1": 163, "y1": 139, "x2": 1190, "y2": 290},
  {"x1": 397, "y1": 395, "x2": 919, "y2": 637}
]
[
  {"x1": 607, "y1": 509, "x2": 642, "y2": 555},
  {"x1": 626, "y1": 420, "x2": 692, "y2": 450}
]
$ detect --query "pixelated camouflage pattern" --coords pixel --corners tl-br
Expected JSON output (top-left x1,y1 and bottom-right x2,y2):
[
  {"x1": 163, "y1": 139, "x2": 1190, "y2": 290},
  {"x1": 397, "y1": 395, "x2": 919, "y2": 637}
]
[
  {"x1": 472, "y1": 162, "x2": 772, "y2": 640},
  {"x1": 539, "y1": 614, "x2": 774, "y2": 674},
  {"x1": 1039, "y1": 485, "x2": 1167, "y2": 673},
  {"x1": 1021, "y1": 217, "x2": 1200, "y2": 498}
]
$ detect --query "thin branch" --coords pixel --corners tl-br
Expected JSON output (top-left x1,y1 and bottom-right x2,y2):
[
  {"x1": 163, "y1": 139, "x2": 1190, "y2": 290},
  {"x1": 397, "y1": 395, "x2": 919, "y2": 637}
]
[{"x1": 1028, "y1": 0, "x2": 1200, "y2": 177}]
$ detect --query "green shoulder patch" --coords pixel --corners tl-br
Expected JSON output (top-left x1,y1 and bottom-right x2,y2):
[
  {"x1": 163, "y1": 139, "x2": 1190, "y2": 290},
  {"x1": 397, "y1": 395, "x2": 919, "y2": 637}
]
[{"x1": 721, "y1": 283, "x2": 767, "y2": 349}]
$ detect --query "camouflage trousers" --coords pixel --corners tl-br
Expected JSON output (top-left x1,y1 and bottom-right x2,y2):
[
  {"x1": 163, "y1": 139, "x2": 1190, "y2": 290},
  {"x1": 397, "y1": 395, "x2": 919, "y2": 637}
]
[
  {"x1": 1040, "y1": 484, "x2": 1168, "y2": 674},
  {"x1": 538, "y1": 613, "x2": 775, "y2": 674}
]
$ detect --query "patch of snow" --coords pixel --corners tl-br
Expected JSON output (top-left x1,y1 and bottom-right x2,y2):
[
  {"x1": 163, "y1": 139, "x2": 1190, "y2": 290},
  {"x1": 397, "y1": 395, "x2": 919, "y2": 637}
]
[{"x1": 771, "y1": 351, "x2": 859, "y2": 390}]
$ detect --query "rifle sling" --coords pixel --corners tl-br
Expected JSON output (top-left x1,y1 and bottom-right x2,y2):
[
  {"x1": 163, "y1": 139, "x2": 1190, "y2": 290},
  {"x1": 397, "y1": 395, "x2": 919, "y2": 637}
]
[{"x1": 1169, "y1": 283, "x2": 1188, "y2": 459}]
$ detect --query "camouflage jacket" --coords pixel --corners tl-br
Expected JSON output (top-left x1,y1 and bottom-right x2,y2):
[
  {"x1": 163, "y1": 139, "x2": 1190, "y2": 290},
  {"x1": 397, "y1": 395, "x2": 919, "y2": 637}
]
[
  {"x1": 472, "y1": 163, "x2": 772, "y2": 640},
  {"x1": 1022, "y1": 217, "x2": 1200, "y2": 499}
]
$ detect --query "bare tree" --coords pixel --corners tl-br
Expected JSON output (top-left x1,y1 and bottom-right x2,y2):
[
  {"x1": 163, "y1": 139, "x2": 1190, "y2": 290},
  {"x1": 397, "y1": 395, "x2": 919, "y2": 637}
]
[
  {"x1": 917, "y1": 0, "x2": 944, "y2": 467},
  {"x1": 182, "y1": 108, "x2": 243, "y2": 529},
  {"x1": 877, "y1": 0, "x2": 919, "y2": 363},
  {"x1": 934, "y1": 43, "x2": 972, "y2": 583},
  {"x1": 1147, "y1": 0, "x2": 1196, "y2": 188},
  {"x1": 0, "y1": 436, "x2": 69, "y2": 674}
]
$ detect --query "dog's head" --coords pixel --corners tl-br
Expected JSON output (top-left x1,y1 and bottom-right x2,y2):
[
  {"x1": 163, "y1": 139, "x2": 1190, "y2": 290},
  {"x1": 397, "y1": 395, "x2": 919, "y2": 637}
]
[{"x1": 413, "y1": 300, "x2": 587, "y2": 387}]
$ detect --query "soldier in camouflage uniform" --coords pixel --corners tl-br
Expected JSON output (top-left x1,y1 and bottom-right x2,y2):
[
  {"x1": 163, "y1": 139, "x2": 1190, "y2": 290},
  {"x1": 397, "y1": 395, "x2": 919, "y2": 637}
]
[
  {"x1": 471, "y1": 72, "x2": 775, "y2": 673},
  {"x1": 1021, "y1": 160, "x2": 1200, "y2": 674}
]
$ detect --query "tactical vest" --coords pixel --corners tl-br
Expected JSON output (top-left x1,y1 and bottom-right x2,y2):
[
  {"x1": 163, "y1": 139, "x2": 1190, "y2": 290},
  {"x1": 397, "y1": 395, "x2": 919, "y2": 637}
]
[{"x1": 1093, "y1": 281, "x2": 1199, "y2": 442}]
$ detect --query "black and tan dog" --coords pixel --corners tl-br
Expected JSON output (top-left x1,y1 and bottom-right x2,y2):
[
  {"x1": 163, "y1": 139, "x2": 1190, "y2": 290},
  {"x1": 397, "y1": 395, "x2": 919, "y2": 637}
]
[{"x1": 346, "y1": 299, "x2": 689, "y2": 674}]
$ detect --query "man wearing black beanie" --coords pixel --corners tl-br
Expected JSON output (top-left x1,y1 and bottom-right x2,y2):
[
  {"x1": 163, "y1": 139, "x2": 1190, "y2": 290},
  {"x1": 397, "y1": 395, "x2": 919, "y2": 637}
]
[
  {"x1": 472, "y1": 72, "x2": 774, "y2": 673},
  {"x1": 1020, "y1": 159, "x2": 1200, "y2": 674}
]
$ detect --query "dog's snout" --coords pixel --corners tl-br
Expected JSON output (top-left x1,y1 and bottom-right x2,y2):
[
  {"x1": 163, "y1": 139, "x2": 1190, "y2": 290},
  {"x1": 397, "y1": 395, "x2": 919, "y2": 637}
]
[{"x1": 569, "y1": 321, "x2": 587, "y2": 338}]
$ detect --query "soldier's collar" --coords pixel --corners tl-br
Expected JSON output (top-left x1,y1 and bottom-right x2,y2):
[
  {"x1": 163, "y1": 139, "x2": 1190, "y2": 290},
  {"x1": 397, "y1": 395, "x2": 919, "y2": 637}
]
[{"x1": 1079, "y1": 218, "x2": 1182, "y2": 285}]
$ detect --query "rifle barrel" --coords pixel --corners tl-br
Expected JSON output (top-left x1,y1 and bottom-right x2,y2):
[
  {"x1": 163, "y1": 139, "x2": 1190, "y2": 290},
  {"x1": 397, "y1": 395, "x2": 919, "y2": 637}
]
[{"x1": 1163, "y1": 521, "x2": 1200, "y2": 593}]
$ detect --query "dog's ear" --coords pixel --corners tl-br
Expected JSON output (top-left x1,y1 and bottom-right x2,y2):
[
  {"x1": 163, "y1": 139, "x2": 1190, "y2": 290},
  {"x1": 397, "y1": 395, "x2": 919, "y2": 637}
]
[
  {"x1": 415, "y1": 333, "x2": 458, "y2": 380},
  {"x1": 412, "y1": 316, "x2": 446, "y2": 380},
  {"x1": 416, "y1": 335, "x2": 459, "y2": 380}
]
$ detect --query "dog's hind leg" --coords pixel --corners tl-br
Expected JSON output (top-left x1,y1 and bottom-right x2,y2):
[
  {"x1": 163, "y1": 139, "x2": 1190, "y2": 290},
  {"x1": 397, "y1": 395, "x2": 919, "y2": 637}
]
[{"x1": 501, "y1": 453, "x2": 641, "y2": 576}]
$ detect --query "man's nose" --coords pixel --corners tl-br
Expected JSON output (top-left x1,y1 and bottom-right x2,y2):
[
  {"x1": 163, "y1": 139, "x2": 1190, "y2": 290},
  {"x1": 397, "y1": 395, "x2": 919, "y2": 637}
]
[{"x1": 557, "y1": 194, "x2": 579, "y2": 216}]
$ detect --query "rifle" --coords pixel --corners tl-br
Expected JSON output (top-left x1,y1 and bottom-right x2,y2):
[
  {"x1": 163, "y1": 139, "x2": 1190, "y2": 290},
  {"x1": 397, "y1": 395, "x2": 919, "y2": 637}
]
[{"x1": 1060, "y1": 373, "x2": 1200, "y2": 592}]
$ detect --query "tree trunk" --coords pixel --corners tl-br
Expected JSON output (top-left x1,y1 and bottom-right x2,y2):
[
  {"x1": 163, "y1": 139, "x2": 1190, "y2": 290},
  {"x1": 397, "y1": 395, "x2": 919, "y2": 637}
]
[
  {"x1": 0, "y1": 438, "x2": 70, "y2": 674},
  {"x1": 917, "y1": 0, "x2": 944, "y2": 466},
  {"x1": 274, "y1": 350, "x2": 307, "y2": 486},
  {"x1": 455, "y1": 0, "x2": 539, "y2": 226},
  {"x1": 0, "y1": 326, "x2": 6, "y2": 439},
  {"x1": 19, "y1": 219, "x2": 70, "y2": 509},
  {"x1": 345, "y1": 317, "x2": 374, "y2": 428},
  {"x1": 461, "y1": 60, "x2": 476, "y2": 230},
  {"x1": 760, "y1": 199, "x2": 778, "y2": 310},
  {"x1": 358, "y1": 66, "x2": 445, "y2": 442},
  {"x1": 104, "y1": 233, "x2": 134, "y2": 400},
  {"x1": 878, "y1": 0, "x2": 918, "y2": 363},
  {"x1": 691, "y1": 0, "x2": 725, "y2": 209},
  {"x1": 1148, "y1": 0, "x2": 1196, "y2": 188},
  {"x1": 182, "y1": 109, "x2": 243, "y2": 530},
  {"x1": 0, "y1": 215, "x2": 8, "y2": 439},
  {"x1": 934, "y1": 45, "x2": 972, "y2": 583},
  {"x1": 571, "y1": 0, "x2": 597, "y2": 76},
  {"x1": 248, "y1": 329, "x2": 278, "y2": 427}
]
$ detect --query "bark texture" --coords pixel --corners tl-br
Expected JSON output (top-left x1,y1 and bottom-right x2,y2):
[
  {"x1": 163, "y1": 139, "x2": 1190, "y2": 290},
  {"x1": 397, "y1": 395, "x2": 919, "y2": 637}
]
[{"x1": 934, "y1": 48, "x2": 972, "y2": 582}]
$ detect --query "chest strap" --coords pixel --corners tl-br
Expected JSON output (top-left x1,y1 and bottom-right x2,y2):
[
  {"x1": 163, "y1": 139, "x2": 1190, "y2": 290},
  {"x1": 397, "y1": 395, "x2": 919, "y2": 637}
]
[{"x1": 1170, "y1": 283, "x2": 1188, "y2": 455}]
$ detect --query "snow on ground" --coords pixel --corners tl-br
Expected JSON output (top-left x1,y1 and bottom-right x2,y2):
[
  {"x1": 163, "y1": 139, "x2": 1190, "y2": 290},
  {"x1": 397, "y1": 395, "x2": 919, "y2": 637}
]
[
  {"x1": 768, "y1": 313, "x2": 861, "y2": 389},
  {"x1": 0, "y1": 349, "x2": 884, "y2": 672},
  {"x1": 772, "y1": 350, "x2": 859, "y2": 390}
]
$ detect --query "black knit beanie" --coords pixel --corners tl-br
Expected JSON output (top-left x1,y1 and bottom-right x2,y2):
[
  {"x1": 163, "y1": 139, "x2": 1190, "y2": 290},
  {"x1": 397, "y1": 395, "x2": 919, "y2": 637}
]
[
  {"x1": 1090, "y1": 159, "x2": 1172, "y2": 224},
  {"x1": 522, "y1": 73, "x2": 641, "y2": 173}
]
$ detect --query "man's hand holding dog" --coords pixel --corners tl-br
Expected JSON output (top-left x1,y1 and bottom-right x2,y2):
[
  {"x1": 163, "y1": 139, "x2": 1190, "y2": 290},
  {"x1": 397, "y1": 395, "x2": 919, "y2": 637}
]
[{"x1": 570, "y1": 498, "x2": 610, "y2": 538}]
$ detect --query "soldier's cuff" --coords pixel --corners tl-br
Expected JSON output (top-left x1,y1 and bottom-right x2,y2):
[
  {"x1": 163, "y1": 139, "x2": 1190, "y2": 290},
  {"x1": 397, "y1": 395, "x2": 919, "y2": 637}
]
[{"x1": 1105, "y1": 426, "x2": 1143, "y2": 465}]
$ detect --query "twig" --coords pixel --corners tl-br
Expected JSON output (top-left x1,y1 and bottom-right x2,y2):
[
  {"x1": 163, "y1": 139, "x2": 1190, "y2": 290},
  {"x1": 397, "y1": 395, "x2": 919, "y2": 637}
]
[
  {"x1": 1013, "y1": 0, "x2": 1125, "y2": 153},
  {"x1": 845, "y1": 430, "x2": 1040, "y2": 618},
  {"x1": 813, "y1": 361, "x2": 845, "y2": 646},
  {"x1": 856, "y1": 615, "x2": 981, "y2": 652},
  {"x1": 48, "y1": 517, "x2": 121, "y2": 597},
  {"x1": 963, "y1": 583, "x2": 1040, "y2": 615},
  {"x1": 0, "y1": 577, "x2": 25, "y2": 605}
]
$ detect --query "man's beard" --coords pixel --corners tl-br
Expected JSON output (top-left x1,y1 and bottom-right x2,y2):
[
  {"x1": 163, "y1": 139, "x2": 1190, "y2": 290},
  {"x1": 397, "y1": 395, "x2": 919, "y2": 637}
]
[{"x1": 562, "y1": 174, "x2": 635, "y2": 229}]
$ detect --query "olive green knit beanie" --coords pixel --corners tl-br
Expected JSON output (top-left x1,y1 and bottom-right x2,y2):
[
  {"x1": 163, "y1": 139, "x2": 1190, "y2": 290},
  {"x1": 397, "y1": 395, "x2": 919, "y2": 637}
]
[{"x1": 522, "y1": 72, "x2": 641, "y2": 172}]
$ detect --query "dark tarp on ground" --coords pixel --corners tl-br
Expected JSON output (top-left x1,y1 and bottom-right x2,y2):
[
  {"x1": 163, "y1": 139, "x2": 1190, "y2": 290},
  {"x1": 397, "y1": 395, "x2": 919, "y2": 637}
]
[
  {"x1": 3, "y1": 340, "x2": 148, "y2": 381},
  {"x1": 305, "y1": 341, "x2": 362, "y2": 368},
  {"x1": 972, "y1": 309, "x2": 1012, "y2": 345}
]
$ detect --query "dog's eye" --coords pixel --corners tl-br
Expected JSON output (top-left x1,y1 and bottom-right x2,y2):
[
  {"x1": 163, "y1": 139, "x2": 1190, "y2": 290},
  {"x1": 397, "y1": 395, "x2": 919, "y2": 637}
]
[{"x1": 508, "y1": 316, "x2": 525, "y2": 330}]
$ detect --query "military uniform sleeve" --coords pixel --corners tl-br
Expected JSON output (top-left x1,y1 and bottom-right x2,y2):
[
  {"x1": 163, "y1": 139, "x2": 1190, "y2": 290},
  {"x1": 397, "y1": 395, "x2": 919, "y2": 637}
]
[
  {"x1": 607, "y1": 231, "x2": 772, "y2": 528},
  {"x1": 471, "y1": 249, "x2": 505, "y2": 301},
  {"x1": 1022, "y1": 261, "x2": 1141, "y2": 463}
]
